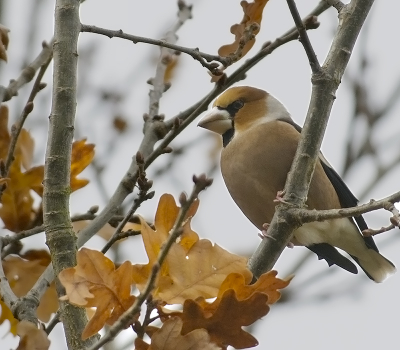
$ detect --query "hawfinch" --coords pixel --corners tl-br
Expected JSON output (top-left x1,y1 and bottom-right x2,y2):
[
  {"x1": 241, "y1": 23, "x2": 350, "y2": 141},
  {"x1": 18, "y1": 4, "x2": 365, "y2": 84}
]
[{"x1": 198, "y1": 86, "x2": 396, "y2": 282}]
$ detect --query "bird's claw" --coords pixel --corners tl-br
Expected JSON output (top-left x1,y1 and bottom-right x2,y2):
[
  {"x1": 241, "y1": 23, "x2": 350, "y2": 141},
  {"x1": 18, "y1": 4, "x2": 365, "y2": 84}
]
[
  {"x1": 258, "y1": 223, "x2": 277, "y2": 241},
  {"x1": 273, "y1": 190, "x2": 290, "y2": 204}
]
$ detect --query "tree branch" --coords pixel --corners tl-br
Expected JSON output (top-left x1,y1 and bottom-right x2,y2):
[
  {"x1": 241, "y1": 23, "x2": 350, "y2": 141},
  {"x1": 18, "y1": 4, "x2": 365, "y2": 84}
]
[
  {"x1": 248, "y1": 0, "x2": 375, "y2": 279},
  {"x1": 42, "y1": 0, "x2": 97, "y2": 348},
  {"x1": 0, "y1": 39, "x2": 53, "y2": 103},
  {"x1": 286, "y1": 0, "x2": 321, "y2": 73}
]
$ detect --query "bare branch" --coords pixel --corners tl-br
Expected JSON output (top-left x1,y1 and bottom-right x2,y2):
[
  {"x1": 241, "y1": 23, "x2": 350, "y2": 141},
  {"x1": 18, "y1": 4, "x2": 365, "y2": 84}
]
[
  {"x1": 0, "y1": 239, "x2": 18, "y2": 314},
  {"x1": 291, "y1": 190, "x2": 400, "y2": 224},
  {"x1": 286, "y1": 0, "x2": 321, "y2": 73},
  {"x1": 2, "y1": 54, "x2": 52, "y2": 181},
  {"x1": 79, "y1": 24, "x2": 225, "y2": 74},
  {"x1": 0, "y1": 39, "x2": 53, "y2": 103},
  {"x1": 42, "y1": 0, "x2": 97, "y2": 347}
]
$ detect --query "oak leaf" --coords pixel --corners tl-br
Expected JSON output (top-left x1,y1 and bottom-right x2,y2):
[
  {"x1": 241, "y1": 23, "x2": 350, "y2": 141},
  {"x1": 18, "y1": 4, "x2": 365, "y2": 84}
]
[
  {"x1": 0, "y1": 106, "x2": 43, "y2": 231},
  {"x1": 218, "y1": 0, "x2": 270, "y2": 58},
  {"x1": 70, "y1": 138, "x2": 95, "y2": 192},
  {"x1": 148, "y1": 317, "x2": 220, "y2": 350},
  {"x1": 2, "y1": 250, "x2": 58, "y2": 323},
  {"x1": 131, "y1": 193, "x2": 199, "y2": 290},
  {"x1": 0, "y1": 300, "x2": 19, "y2": 335},
  {"x1": 0, "y1": 106, "x2": 95, "y2": 231},
  {"x1": 16, "y1": 320, "x2": 50, "y2": 350},
  {"x1": 59, "y1": 248, "x2": 136, "y2": 339},
  {"x1": 157, "y1": 240, "x2": 252, "y2": 304},
  {"x1": 180, "y1": 289, "x2": 268, "y2": 349},
  {"x1": 0, "y1": 24, "x2": 9, "y2": 62}
]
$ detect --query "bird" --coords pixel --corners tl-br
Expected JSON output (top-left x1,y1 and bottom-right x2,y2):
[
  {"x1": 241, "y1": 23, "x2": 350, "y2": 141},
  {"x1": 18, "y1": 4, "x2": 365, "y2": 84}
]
[{"x1": 198, "y1": 85, "x2": 396, "y2": 282}]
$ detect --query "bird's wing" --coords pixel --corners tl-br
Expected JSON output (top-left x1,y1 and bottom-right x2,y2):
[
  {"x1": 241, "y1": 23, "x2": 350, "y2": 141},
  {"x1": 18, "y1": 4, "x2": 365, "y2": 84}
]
[
  {"x1": 279, "y1": 118, "x2": 379, "y2": 254},
  {"x1": 307, "y1": 243, "x2": 358, "y2": 274}
]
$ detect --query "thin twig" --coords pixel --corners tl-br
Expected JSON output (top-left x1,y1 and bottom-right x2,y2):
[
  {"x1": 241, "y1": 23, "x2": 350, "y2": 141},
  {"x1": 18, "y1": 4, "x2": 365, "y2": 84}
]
[
  {"x1": 286, "y1": 0, "x2": 321, "y2": 73},
  {"x1": 325, "y1": 0, "x2": 345, "y2": 12},
  {"x1": 45, "y1": 310, "x2": 61, "y2": 335},
  {"x1": 101, "y1": 153, "x2": 154, "y2": 253},
  {"x1": 0, "y1": 39, "x2": 54, "y2": 103},
  {"x1": 0, "y1": 239, "x2": 18, "y2": 310},
  {"x1": 2, "y1": 54, "x2": 52, "y2": 178},
  {"x1": 87, "y1": 174, "x2": 213, "y2": 350},
  {"x1": 291, "y1": 190, "x2": 400, "y2": 224},
  {"x1": 80, "y1": 24, "x2": 226, "y2": 74},
  {"x1": 147, "y1": 0, "x2": 192, "y2": 119}
]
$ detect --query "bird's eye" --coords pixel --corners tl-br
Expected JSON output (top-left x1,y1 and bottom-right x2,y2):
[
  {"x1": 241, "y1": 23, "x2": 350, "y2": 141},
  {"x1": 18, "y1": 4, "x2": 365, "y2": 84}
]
[
  {"x1": 225, "y1": 100, "x2": 244, "y2": 116},
  {"x1": 231, "y1": 100, "x2": 244, "y2": 110}
]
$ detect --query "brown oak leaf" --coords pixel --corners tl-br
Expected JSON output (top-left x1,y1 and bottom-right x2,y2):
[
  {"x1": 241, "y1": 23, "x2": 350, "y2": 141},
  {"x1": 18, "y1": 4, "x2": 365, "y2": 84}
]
[
  {"x1": 180, "y1": 289, "x2": 269, "y2": 349},
  {"x1": 2, "y1": 250, "x2": 58, "y2": 324},
  {"x1": 131, "y1": 193, "x2": 199, "y2": 290},
  {"x1": 148, "y1": 317, "x2": 220, "y2": 350},
  {"x1": 218, "y1": 0, "x2": 270, "y2": 58},
  {"x1": 59, "y1": 248, "x2": 136, "y2": 339},
  {"x1": 16, "y1": 321, "x2": 50, "y2": 350}
]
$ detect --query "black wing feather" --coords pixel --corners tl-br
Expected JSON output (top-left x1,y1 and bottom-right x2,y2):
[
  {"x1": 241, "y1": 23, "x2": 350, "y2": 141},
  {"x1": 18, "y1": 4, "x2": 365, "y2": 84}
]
[{"x1": 307, "y1": 243, "x2": 358, "y2": 274}]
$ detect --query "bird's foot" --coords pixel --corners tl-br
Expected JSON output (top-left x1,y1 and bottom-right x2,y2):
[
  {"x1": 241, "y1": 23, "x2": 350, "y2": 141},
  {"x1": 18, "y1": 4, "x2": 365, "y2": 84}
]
[
  {"x1": 258, "y1": 223, "x2": 276, "y2": 241},
  {"x1": 286, "y1": 242, "x2": 294, "y2": 249},
  {"x1": 273, "y1": 190, "x2": 290, "y2": 204}
]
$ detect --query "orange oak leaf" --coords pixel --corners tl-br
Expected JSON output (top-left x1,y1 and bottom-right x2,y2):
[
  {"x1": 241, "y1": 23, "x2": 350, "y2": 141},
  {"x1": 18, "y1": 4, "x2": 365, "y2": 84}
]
[
  {"x1": 2, "y1": 250, "x2": 59, "y2": 323},
  {"x1": 0, "y1": 24, "x2": 9, "y2": 62},
  {"x1": 0, "y1": 106, "x2": 94, "y2": 231},
  {"x1": 16, "y1": 320, "x2": 50, "y2": 350},
  {"x1": 131, "y1": 194, "x2": 199, "y2": 289},
  {"x1": 0, "y1": 300, "x2": 19, "y2": 335},
  {"x1": 180, "y1": 289, "x2": 269, "y2": 349},
  {"x1": 70, "y1": 139, "x2": 95, "y2": 192},
  {"x1": 163, "y1": 55, "x2": 179, "y2": 83},
  {"x1": 157, "y1": 240, "x2": 252, "y2": 304},
  {"x1": 148, "y1": 317, "x2": 220, "y2": 350},
  {"x1": 218, "y1": 0, "x2": 270, "y2": 58},
  {"x1": 0, "y1": 106, "x2": 43, "y2": 231},
  {"x1": 195, "y1": 270, "x2": 291, "y2": 318},
  {"x1": 59, "y1": 248, "x2": 136, "y2": 339},
  {"x1": 218, "y1": 270, "x2": 291, "y2": 304}
]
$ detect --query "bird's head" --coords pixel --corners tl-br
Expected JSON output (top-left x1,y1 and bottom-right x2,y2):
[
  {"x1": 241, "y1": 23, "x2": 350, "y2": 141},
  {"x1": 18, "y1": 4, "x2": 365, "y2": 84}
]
[{"x1": 198, "y1": 86, "x2": 291, "y2": 146}]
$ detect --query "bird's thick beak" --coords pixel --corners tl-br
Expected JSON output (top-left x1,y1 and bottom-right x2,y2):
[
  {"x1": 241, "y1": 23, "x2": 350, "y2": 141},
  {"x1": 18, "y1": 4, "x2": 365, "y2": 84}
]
[{"x1": 197, "y1": 107, "x2": 232, "y2": 135}]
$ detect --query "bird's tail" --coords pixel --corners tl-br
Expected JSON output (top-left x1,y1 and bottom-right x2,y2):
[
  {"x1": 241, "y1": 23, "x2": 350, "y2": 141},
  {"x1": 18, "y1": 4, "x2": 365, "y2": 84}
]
[{"x1": 351, "y1": 250, "x2": 396, "y2": 283}]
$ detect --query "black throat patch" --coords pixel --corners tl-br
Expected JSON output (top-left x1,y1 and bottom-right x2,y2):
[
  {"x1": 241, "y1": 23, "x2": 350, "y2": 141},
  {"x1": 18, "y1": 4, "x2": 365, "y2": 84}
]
[{"x1": 222, "y1": 127, "x2": 234, "y2": 147}]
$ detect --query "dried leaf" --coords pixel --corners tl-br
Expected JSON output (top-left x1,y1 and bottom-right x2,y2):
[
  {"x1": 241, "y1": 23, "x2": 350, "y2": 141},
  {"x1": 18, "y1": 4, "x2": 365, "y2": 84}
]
[
  {"x1": 113, "y1": 116, "x2": 128, "y2": 133},
  {"x1": 0, "y1": 106, "x2": 94, "y2": 231},
  {"x1": 218, "y1": 0, "x2": 270, "y2": 59},
  {"x1": 59, "y1": 248, "x2": 136, "y2": 339},
  {"x1": 148, "y1": 317, "x2": 220, "y2": 350},
  {"x1": 16, "y1": 320, "x2": 50, "y2": 350},
  {"x1": 2, "y1": 251, "x2": 58, "y2": 322},
  {"x1": 181, "y1": 289, "x2": 268, "y2": 349},
  {"x1": 131, "y1": 194, "x2": 199, "y2": 290},
  {"x1": 0, "y1": 107, "x2": 43, "y2": 231},
  {"x1": 164, "y1": 55, "x2": 179, "y2": 83},
  {"x1": 0, "y1": 300, "x2": 19, "y2": 335},
  {"x1": 0, "y1": 24, "x2": 10, "y2": 62},
  {"x1": 218, "y1": 270, "x2": 291, "y2": 304},
  {"x1": 70, "y1": 139, "x2": 95, "y2": 192},
  {"x1": 157, "y1": 240, "x2": 252, "y2": 304}
]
